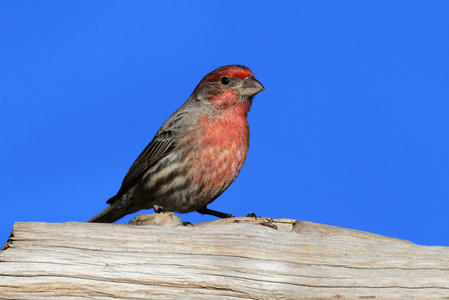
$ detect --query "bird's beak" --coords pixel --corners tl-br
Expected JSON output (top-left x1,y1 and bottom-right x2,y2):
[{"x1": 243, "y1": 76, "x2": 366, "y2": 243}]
[{"x1": 240, "y1": 76, "x2": 265, "y2": 97}]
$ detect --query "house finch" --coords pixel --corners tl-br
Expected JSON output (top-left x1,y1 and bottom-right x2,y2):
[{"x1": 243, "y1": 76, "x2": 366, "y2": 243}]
[{"x1": 88, "y1": 65, "x2": 264, "y2": 223}]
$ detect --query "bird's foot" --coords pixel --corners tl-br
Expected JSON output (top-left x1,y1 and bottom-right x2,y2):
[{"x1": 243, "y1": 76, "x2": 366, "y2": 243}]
[
  {"x1": 153, "y1": 205, "x2": 164, "y2": 213},
  {"x1": 246, "y1": 212, "x2": 257, "y2": 218}
]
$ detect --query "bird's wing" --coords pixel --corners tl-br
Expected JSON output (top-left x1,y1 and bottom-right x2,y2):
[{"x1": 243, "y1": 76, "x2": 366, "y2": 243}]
[
  {"x1": 106, "y1": 102, "x2": 193, "y2": 204},
  {"x1": 109, "y1": 129, "x2": 176, "y2": 202}
]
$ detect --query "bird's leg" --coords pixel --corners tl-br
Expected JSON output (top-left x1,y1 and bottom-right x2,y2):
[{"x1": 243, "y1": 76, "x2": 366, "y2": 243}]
[{"x1": 197, "y1": 206, "x2": 234, "y2": 218}]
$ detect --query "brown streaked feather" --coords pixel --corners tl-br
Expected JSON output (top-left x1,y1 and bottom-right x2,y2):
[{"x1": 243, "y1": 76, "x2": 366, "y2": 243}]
[
  {"x1": 108, "y1": 108, "x2": 193, "y2": 203},
  {"x1": 107, "y1": 130, "x2": 177, "y2": 204}
]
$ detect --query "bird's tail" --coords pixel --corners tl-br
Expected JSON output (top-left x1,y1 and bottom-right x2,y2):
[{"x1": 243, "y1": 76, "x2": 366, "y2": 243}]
[{"x1": 87, "y1": 197, "x2": 128, "y2": 223}]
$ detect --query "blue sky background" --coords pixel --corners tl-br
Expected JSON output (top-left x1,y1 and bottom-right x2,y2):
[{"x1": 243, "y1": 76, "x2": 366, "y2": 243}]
[{"x1": 1, "y1": 1, "x2": 448, "y2": 247}]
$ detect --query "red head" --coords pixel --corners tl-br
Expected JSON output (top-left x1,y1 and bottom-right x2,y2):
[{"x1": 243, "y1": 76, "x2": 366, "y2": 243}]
[{"x1": 194, "y1": 65, "x2": 264, "y2": 111}]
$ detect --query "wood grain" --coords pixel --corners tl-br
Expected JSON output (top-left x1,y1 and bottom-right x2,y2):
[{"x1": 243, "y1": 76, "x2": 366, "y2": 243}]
[{"x1": 1, "y1": 216, "x2": 448, "y2": 299}]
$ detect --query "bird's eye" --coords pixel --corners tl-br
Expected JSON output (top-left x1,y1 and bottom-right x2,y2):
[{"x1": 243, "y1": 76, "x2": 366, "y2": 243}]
[{"x1": 220, "y1": 76, "x2": 230, "y2": 85}]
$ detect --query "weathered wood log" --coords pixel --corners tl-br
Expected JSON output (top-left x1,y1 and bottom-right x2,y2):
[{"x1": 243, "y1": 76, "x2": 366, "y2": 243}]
[{"x1": 1, "y1": 214, "x2": 449, "y2": 299}]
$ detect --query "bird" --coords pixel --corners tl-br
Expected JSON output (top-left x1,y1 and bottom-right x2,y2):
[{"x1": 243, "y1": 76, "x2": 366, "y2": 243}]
[{"x1": 88, "y1": 65, "x2": 264, "y2": 223}]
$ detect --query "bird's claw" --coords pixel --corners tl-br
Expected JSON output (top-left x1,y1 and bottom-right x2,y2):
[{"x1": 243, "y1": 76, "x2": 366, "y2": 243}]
[
  {"x1": 246, "y1": 212, "x2": 257, "y2": 218},
  {"x1": 153, "y1": 205, "x2": 164, "y2": 213}
]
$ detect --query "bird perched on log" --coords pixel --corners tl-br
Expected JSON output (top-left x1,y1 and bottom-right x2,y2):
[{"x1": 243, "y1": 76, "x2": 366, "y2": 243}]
[{"x1": 88, "y1": 65, "x2": 264, "y2": 223}]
